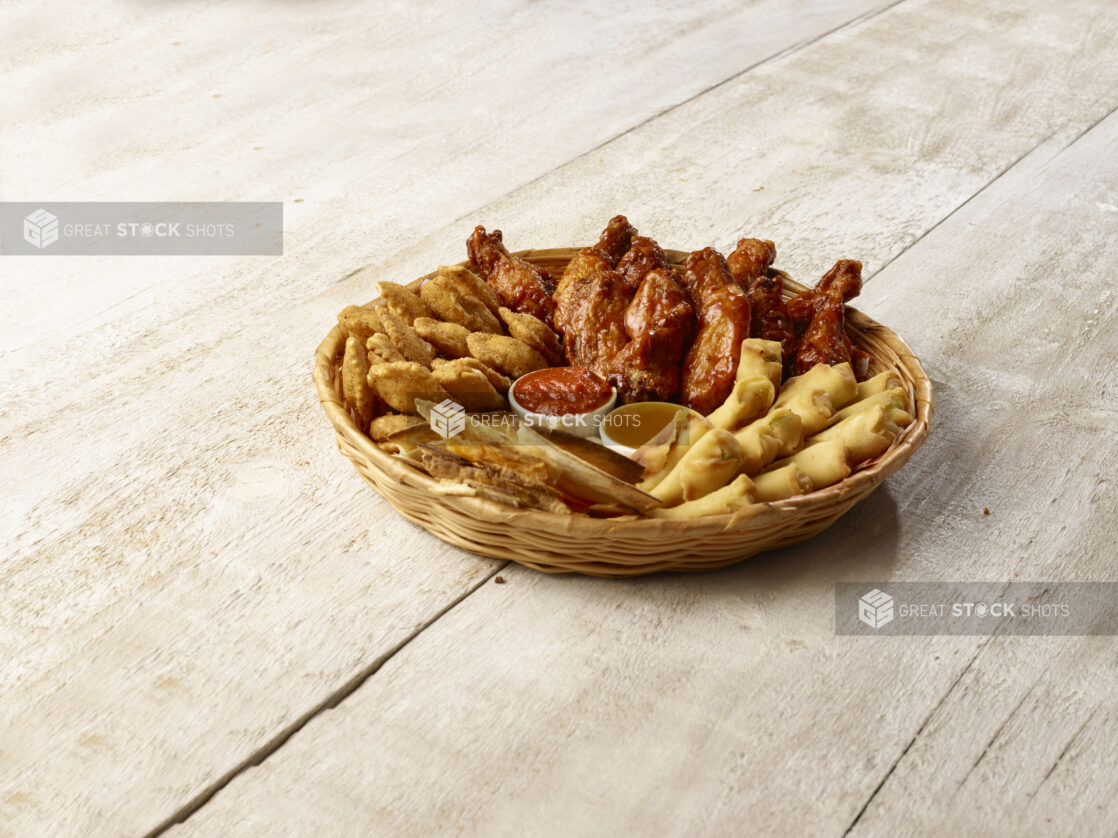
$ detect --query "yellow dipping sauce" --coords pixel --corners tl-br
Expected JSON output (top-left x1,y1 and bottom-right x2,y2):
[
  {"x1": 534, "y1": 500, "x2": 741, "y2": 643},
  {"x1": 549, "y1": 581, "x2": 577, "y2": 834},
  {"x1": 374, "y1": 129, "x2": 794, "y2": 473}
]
[{"x1": 600, "y1": 402, "x2": 692, "y2": 449}]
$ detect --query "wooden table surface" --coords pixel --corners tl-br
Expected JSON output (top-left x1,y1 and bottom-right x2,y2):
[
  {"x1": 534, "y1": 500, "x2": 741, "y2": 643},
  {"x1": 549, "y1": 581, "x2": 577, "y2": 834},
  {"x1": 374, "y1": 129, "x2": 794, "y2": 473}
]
[{"x1": 4, "y1": 0, "x2": 1118, "y2": 835}]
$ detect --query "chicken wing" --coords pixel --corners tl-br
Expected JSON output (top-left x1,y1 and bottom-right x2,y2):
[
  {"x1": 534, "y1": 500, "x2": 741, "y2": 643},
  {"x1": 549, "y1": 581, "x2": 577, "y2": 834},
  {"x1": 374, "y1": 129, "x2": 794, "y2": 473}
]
[
  {"x1": 679, "y1": 248, "x2": 752, "y2": 415},
  {"x1": 795, "y1": 304, "x2": 853, "y2": 375},
  {"x1": 466, "y1": 226, "x2": 556, "y2": 325},
  {"x1": 786, "y1": 259, "x2": 863, "y2": 333},
  {"x1": 787, "y1": 259, "x2": 864, "y2": 377},
  {"x1": 560, "y1": 269, "x2": 632, "y2": 376},
  {"x1": 726, "y1": 237, "x2": 775, "y2": 287},
  {"x1": 727, "y1": 238, "x2": 794, "y2": 377},
  {"x1": 608, "y1": 268, "x2": 694, "y2": 403},
  {"x1": 554, "y1": 215, "x2": 636, "y2": 332},
  {"x1": 616, "y1": 235, "x2": 670, "y2": 292}
]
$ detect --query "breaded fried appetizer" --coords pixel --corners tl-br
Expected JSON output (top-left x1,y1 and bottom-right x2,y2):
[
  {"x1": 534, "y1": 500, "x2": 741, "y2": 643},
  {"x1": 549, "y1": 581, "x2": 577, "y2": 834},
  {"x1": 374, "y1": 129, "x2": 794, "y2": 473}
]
[
  {"x1": 369, "y1": 413, "x2": 425, "y2": 442},
  {"x1": 366, "y1": 332, "x2": 406, "y2": 364},
  {"x1": 367, "y1": 361, "x2": 451, "y2": 413},
  {"x1": 498, "y1": 306, "x2": 564, "y2": 366},
  {"x1": 341, "y1": 336, "x2": 377, "y2": 428},
  {"x1": 432, "y1": 361, "x2": 508, "y2": 412},
  {"x1": 380, "y1": 310, "x2": 436, "y2": 367},
  {"x1": 375, "y1": 281, "x2": 432, "y2": 326},
  {"x1": 436, "y1": 265, "x2": 502, "y2": 316},
  {"x1": 413, "y1": 317, "x2": 471, "y2": 359},
  {"x1": 420, "y1": 271, "x2": 502, "y2": 334},
  {"x1": 435, "y1": 356, "x2": 512, "y2": 394},
  {"x1": 337, "y1": 305, "x2": 385, "y2": 342},
  {"x1": 466, "y1": 332, "x2": 549, "y2": 379}
]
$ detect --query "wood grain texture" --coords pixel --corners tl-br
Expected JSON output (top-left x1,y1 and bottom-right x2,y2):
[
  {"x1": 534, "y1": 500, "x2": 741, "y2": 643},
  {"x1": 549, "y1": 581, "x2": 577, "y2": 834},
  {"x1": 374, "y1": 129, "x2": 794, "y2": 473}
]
[
  {"x1": 0, "y1": 0, "x2": 905, "y2": 835},
  {"x1": 168, "y1": 4, "x2": 1118, "y2": 836}
]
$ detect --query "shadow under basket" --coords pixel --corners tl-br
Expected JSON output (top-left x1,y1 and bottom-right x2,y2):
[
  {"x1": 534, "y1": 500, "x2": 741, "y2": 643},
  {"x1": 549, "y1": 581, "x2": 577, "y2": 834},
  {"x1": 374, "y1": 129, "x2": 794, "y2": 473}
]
[{"x1": 313, "y1": 248, "x2": 933, "y2": 577}]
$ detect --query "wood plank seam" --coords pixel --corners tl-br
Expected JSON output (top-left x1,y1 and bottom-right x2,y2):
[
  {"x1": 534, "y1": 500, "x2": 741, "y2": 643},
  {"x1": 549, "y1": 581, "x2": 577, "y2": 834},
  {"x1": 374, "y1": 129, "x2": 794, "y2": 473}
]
[
  {"x1": 954, "y1": 679, "x2": 1039, "y2": 794},
  {"x1": 1031, "y1": 708, "x2": 1096, "y2": 798},
  {"x1": 867, "y1": 98, "x2": 1118, "y2": 285},
  {"x1": 142, "y1": 561, "x2": 510, "y2": 838},
  {"x1": 842, "y1": 635, "x2": 994, "y2": 836}
]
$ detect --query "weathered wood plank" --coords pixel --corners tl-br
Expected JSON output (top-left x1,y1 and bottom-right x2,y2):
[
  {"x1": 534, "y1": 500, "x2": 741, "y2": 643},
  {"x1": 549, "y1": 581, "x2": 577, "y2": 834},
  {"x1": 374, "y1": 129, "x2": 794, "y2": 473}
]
[
  {"x1": 0, "y1": 0, "x2": 902, "y2": 835},
  {"x1": 168, "y1": 9, "x2": 1118, "y2": 838}
]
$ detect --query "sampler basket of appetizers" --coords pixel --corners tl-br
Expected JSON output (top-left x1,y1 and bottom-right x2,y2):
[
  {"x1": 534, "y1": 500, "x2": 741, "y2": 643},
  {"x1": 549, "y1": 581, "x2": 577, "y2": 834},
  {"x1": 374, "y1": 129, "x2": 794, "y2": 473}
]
[{"x1": 313, "y1": 217, "x2": 932, "y2": 577}]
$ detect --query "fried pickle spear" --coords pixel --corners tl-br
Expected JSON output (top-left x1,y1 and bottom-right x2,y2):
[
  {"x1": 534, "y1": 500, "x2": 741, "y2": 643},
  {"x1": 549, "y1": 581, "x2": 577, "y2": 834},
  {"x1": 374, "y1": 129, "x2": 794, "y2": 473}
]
[
  {"x1": 432, "y1": 360, "x2": 508, "y2": 412},
  {"x1": 342, "y1": 337, "x2": 377, "y2": 429},
  {"x1": 467, "y1": 226, "x2": 556, "y2": 325},
  {"x1": 679, "y1": 248, "x2": 752, "y2": 415},
  {"x1": 607, "y1": 267, "x2": 694, "y2": 403},
  {"x1": 466, "y1": 332, "x2": 550, "y2": 379},
  {"x1": 368, "y1": 362, "x2": 451, "y2": 414},
  {"x1": 420, "y1": 269, "x2": 502, "y2": 334},
  {"x1": 337, "y1": 305, "x2": 385, "y2": 343},
  {"x1": 554, "y1": 215, "x2": 636, "y2": 331},
  {"x1": 413, "y1": 317, "x2": 471, "y2": 359},
  {"x1": 375, "y1": 281, "x2": 431, "y2": 326},
  {"x1": 498, "y1": 306, "x2": 564, "y2": 366}
]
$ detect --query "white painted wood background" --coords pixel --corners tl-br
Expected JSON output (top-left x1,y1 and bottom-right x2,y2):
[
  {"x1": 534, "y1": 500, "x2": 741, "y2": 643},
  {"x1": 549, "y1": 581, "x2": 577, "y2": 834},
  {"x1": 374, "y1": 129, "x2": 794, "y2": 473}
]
[{"x1": 2, "y1": 0, "x2": 1117, "y2": 835}]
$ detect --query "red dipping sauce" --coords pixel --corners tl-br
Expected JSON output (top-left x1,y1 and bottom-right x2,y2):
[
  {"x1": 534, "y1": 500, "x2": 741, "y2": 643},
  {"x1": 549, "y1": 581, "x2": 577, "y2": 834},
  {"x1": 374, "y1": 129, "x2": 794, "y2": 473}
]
[{"x1": 513, "y1": 367, "x2": 613, "y2": 416}]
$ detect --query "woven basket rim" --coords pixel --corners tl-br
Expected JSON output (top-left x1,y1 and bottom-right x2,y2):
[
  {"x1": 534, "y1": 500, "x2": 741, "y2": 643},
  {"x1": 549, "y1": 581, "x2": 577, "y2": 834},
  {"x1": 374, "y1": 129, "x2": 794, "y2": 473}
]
[{"x1": 314, "y1": 247, "x2": 933, "y2": 538}]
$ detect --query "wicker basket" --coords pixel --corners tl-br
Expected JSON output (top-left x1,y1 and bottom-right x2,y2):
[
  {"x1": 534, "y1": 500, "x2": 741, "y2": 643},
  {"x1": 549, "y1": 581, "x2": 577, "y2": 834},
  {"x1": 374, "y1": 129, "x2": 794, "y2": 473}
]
[{"x1": 313, "y1": 248, "x2": 933, "y2": 577}]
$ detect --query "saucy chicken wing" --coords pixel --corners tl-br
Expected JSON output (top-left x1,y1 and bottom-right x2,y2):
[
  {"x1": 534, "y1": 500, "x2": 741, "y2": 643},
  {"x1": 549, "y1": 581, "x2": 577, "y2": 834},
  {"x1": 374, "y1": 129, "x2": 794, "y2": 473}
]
[
  {"x1": 788, "y1": 259, "x2": 865, "y2": 377},
  {"x1": 786, "y1": 259, "x2": 863, "y2": 333},
  {"x1": 467, "y1": 225, "x2": 556, "y2": 325},
  {"x1": 728, "y1": 238, "x2": 794, "y2": 377},
  {"x1": 560, "y1": 269, "x2": 632, "y2": 376},
  {"x1": 608, "y1": 268, "x2": 694, "y2": 403},
  {"x1": 616, "y1": 235, "x2": 670, "y2": 292},
  {"x1": 679, "y1": 248, "x2": 752, "y2": 415},
  {"x1": 554, "y1": 215, "x2": 636, "y2": 332},
  {"x1": 726, "y1": 237, "x2": 775, "y2": 286}
]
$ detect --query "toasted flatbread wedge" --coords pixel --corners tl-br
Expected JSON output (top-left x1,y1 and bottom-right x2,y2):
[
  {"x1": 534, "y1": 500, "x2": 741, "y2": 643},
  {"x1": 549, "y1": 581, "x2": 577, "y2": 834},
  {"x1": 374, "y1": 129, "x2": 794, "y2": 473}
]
[
  {"x1": 516, "y1": 426, "x2": 661, "y2": 513},
  {"x1": 532, "y1": 426, "x2": 644, "y2": 485}
]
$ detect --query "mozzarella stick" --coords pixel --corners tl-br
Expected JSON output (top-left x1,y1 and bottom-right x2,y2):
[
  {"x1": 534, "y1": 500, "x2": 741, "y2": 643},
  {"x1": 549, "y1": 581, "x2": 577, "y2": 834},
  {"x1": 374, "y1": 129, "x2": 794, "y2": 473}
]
[
  {"x1": 734, "y1": 408, "x2": 803, "y2": 475},
  {"x1": 649, "y1": 475, "x2": 757, "y2": 519},
  {"x1": 753, "y1": 463, "x2": 812, "y2": 502},
  {"x1": 767, "y1": 438, "x2": 851, "y2": 490},
  {"x1": 651, "y1": 428, "x2": 743, "y2": 506}
]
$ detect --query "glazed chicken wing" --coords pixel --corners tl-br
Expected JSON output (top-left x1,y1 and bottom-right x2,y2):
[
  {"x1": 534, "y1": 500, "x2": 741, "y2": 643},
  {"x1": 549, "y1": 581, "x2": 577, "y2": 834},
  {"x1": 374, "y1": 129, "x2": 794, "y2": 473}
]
[
  {"x1": 467, "y1": 226, "x2": 556, "y2": 325},
  {"x1": 679, "y1": 248, "x2": 752, "y2": 415},
  {"x1": 728, "y1": 238, "x2": 794, "y2": 376},
  {"x1": 561, "y1": 269, "x2": 632, "y2": 376},
  {"x1": 726, "y1": 237, "x2": 776, "y2": 286},
  {"x1": 615, "y1": 235, "x2": 670, "y2": 292},
  {"x1": 608, "y1": 268, "x2": 694, "y2": 403},
  {"x1": 554, "y1": 215, "x2": 636, "y2": 332},
  {"x1": 788, "y1": 259, "x2": 865, "y2": 377},
  {"x1": 786, "y1": 259, "x2": 863, "y2": 333}
]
